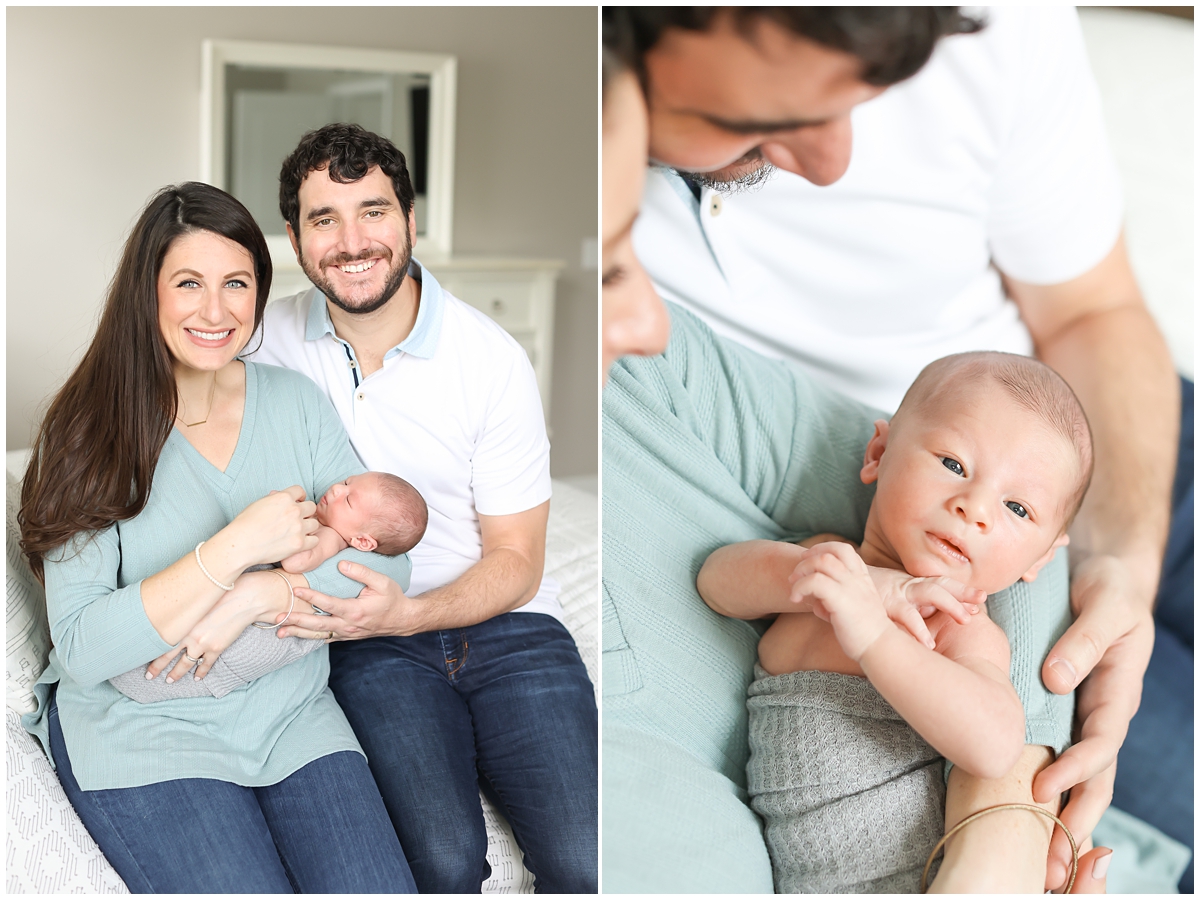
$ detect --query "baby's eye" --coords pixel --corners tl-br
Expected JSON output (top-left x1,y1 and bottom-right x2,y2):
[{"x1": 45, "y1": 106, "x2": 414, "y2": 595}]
[
  {"x1": 940, "y1": 457, "x2": 964, "y2": 476},
  {"x1": 1005, "y1": 501, "x2": 1028, "y2": 518}
]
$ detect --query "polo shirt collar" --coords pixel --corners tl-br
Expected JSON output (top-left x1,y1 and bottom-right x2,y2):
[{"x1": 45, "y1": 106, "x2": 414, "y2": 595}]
[{"x1": 303, "y1": 258, "x2": 444, "y2": 360}]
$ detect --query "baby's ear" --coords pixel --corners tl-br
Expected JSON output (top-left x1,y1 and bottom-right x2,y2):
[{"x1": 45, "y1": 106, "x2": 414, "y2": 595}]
[
  {"x1": 860, "y1": 420, "x2": 890, "y2": 485},
  {"x1": 349, "y1": 534, "x2": 379, "y2": 553},
  {"x1": 1020, "y1": 533, "x2": 1069, "y2": 583}
]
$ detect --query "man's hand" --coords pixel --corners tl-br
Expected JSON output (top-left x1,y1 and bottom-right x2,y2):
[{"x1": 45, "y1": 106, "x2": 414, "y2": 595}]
[
  {"x1": 1034, "y1": 554, "x2": 1156, "y2": 889},
  {"x1": 283, "y1": 560, "x2": 419, "y2": 641}
]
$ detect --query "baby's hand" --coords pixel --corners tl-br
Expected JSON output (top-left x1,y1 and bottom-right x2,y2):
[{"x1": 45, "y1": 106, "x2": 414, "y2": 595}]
[
  {"x1": 866, "y1": 567, "x2": 987, "y2": 648},
  {"x1": 788, "y1": 542, "x2": 891, "y2": 661}
]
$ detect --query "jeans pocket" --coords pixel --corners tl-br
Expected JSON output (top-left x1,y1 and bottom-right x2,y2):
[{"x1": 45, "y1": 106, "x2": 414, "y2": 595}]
[{"x1": 602, "y1": 584, "x2": 643, "y2": 697}]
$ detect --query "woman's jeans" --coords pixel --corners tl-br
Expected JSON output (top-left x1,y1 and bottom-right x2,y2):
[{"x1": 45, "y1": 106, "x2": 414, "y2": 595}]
[
  {"x1": 1112, "y1": 376, "x2": 1194, "y2": 892},
  {"x1": 48, "y1": 695, "x2": 416, "y2": 893},
  {"x1": 328, "y1": 611, "x2": 598, "y2": 893}
]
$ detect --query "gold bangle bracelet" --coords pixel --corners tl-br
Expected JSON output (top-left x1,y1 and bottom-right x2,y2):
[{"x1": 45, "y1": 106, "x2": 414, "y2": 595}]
[
  {"x1": 251, "y1": 569, "x2": 296, "y2": 630},
  {"x1": 920, "y1": 802, "x2": 1078, "y2": 894}
]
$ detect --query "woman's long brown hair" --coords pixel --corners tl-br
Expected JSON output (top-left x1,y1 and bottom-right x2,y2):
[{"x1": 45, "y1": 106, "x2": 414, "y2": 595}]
[{"x1": 19, "y1": 183, "x2": 272, "y2": 582}]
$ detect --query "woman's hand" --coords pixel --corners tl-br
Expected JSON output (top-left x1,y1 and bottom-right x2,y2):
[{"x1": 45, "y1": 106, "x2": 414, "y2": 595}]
[
  {"x1": 221, "y1": 486, "x2": 320, "y2": 569},
  {"x1": 146, "y1": 569, "x2": 302, "y2": 682}
]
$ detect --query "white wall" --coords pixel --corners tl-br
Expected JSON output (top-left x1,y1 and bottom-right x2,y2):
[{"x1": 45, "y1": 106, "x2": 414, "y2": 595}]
[{"x1": 6, "y1": 6, "x2": 598, "y2": 476}]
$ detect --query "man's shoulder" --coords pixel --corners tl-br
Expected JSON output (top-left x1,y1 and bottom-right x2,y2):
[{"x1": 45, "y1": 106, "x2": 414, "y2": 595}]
[{"x1": 435, "y1": 288, "x2": 530, "y2": 364}]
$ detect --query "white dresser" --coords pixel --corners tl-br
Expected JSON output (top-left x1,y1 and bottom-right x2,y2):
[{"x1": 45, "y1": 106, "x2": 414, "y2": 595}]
[{"x1": 266, "y1": 243, "x2": 563, "y2": 421}]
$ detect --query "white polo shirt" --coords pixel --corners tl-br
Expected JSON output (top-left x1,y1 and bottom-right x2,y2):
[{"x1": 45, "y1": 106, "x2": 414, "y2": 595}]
[
  {"x1": 635, "y1": 6, "x2": 1124, "y2": 414},
  {"x1": 247, "y1": 261, "x2": 560, "y2": 620}
]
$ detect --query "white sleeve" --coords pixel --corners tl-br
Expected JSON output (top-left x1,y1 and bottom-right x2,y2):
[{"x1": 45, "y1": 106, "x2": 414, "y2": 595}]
[
  {"x1": 986, "y1": 7, "x2": 1124, "y2": 285},
  {"x1": 470, "y1": 341, "x2": 552, "y2": 517}
]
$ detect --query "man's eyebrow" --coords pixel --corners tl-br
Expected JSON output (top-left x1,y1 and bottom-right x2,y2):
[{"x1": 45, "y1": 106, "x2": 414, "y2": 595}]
[
  {"x1": 305, "y1": 206, "x2": 336, "y2": 223},
  {"x1": 358, "y1": 196, "x2": 394, "y2": 209},
  {"x1": 700, "y1": 113, "x2": 827, "y2": 135}
]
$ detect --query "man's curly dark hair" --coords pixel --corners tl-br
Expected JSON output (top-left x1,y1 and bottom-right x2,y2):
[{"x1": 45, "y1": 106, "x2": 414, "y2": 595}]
[
  {"x1": 279, "y1": 123, "x2": 415, "y2": 236},
  {"x1": 604, "y1": 7, "x2": 986, "y2": 89}
]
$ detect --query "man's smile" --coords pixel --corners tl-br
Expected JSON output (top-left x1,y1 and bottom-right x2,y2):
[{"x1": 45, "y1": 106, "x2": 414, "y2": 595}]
[{"x1": 336, "y1": 258, "x2": 380, "y2": 275}]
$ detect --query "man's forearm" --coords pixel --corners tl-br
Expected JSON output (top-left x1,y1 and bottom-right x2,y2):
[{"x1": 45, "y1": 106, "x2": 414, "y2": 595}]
[
  {"x1": 406, "y1": 547, "x2": 543, "y2": 633},
  {"x1": 1036, "y1": 304, "x2": 1178, "y2": 601}
]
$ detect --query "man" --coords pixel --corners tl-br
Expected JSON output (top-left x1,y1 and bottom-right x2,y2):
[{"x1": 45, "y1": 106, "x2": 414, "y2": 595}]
[
  {"x1": 617, "y1": 5, "x2": 1189, "y2": 890},
  {"x1": 248, "y1": 123, "x2": 597, "y2": 893}
]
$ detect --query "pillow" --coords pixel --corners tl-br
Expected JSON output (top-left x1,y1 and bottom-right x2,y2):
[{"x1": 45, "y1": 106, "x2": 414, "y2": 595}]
[
  {"x1": 5, "y1": 708, "x2": 129, "y2": 893},
  {"x1": 6, "y1": 472, "x2": 51, "y2": 714}
]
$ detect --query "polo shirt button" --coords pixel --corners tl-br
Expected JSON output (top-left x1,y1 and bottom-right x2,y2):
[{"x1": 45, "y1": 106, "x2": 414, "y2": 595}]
[
  {"x1": 349, "y1": 360, "x2": 357, "y2": 369},
  {"x1": 708, "y1": 193, "x2": 723, "y2": 217},
  {"x1": 356, "y1": 391, "x2": 365, "y2": 401}
]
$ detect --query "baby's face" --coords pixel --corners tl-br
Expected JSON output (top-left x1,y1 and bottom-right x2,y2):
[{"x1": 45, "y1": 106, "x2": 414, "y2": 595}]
[
  {"x1": 862, "y1": 383, "x2": 1078, "y2": 594},
  {"x1": 315, "y1": 473, "x2": 379, "y2": 542}
]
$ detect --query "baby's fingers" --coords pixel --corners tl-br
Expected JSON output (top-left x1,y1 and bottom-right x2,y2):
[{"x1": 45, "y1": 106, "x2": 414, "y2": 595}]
[
  {"x1": 909, "y1": 577, "x2": 983, "y2": 624},
  {"x1": 893, "y1": 606, "x2": 935, "y2": 650}
]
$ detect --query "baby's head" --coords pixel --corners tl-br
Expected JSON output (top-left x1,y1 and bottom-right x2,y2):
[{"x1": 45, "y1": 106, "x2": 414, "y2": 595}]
[
  {"x1": 860, "y1": 352, "x2": 1093, "y2": 595},
  {"x1": 315, "y1": 472, "x2": 428, "y2": 556}
]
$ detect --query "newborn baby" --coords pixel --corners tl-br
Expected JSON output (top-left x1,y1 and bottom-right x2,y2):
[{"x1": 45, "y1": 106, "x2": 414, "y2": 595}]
[
  {"x1": 698, "y1": 351, "x2": 1093, "y2": 893},
  {"x1": 280, "y1": 471, "x2": 427, "y2": 573},
  {"x1": 109, "y1": 472, "x2": 426, "y2": 704}
]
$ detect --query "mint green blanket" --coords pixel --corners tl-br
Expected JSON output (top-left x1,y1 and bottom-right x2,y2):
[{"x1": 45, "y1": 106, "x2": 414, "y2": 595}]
[{"x1": 602, "y1": 304, "x2": 1072, "y2": 893}]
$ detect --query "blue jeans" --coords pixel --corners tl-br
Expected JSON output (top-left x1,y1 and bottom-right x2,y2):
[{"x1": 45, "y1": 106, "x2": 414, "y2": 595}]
[
  {"x1": 49, "y1": 695, "x2": 416, "y2": 893},
  {"x1": 328, "y1": 612, "x2": 598, "y2": 893},
  {"x1": 1112, "y1": 376, "x2": 1193, "y2": 891}
]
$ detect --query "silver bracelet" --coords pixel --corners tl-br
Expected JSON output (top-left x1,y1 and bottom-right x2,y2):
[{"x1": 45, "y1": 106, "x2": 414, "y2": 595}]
[
  {"x1": 252, "y1": 569, "x2": 296, "y2": 630},
  {"x1": 194, "y1": 541, "x2": 235, "y2": 592}
]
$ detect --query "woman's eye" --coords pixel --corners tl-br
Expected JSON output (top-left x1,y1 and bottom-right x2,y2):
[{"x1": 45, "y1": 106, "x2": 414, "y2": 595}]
[
  {"x1": 602, "y1": 265, "x2": 626, "y2": 288},
  {"x1": 177, "y1": 279, "x2": 200, "y2": 289},
  {"x1": 225, "y1": 279, "x2": 248, "y2": 289},
  {"x1": 1005, "y1": 501, "x2": 1028, "y2": 519},
  {"x1": 940, "y1": 457, "x2": 964, "y2": 476}
]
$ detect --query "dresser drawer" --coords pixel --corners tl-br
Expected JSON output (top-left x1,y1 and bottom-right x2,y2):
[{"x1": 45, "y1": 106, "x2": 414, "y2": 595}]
[{"x1": 441, "y1": 278, "x2": 535, "y2": 330}]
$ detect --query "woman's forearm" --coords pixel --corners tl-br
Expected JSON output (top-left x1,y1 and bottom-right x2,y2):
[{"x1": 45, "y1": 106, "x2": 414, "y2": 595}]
[{"x1": 929, "y1": 746, "x2": 1058, "y2": 893}]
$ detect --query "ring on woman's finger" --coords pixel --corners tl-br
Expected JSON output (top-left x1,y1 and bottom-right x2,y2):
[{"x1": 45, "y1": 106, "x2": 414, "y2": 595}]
[
  {"x1": 325, "y1": 631, "x2": 336, "y2": 642},
  {"x1": 183, "y1": 652, "x2": 203, "y2": 664}
]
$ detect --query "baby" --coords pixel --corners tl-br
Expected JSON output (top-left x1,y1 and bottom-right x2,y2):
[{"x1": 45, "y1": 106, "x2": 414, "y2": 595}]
[
  {"x1": 109, "y1": 472, "x2": 426, "y2": 703},
  {"x1": 280, "y1": 471, "x2": 427, "y2": 573},
  {"x1": 697, "y1": 351, "x2": 1093, "y2": 893}
]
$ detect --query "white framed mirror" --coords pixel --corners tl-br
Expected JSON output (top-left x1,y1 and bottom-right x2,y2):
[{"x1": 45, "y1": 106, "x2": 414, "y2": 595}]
[{"x1": 200, "y1": 39, "x2": 457, "y2": 291}]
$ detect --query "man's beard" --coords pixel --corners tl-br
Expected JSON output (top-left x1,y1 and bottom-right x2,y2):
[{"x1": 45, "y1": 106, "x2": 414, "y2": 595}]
[
  {"x1": 684, "y1": 148, "x2": 777, "y2": 194},
  {"x1": 299, "y1": 234, "x2": 412, "y2": 315}
]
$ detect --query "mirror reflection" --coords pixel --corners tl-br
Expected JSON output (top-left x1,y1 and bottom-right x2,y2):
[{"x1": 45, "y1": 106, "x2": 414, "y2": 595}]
[{"x1": 224, "y1": 64, "x2": 431, "y2": 237}]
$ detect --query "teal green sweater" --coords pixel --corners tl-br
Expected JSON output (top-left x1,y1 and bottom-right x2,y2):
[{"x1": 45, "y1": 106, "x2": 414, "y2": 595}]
[{"x1": 23, "y1": 362, "x2": 411, "y2": 791}]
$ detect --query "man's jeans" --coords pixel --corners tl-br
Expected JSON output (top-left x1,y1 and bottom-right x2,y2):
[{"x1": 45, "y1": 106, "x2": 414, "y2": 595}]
[
  {"x1": 49, "y1": 695, "x2": 416, "y2": 893},
  {"x1": 329, "y1": 611, "x2": 598, "y2": 893},
  {"x1": 1112, "y1": 376, "x2": 1194, "y2": 892}
]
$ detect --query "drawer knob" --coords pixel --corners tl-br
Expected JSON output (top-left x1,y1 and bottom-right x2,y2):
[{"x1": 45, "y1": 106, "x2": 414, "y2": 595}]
[{"x1": 491, "y1": 298, "x2": 506, "y2": 314}]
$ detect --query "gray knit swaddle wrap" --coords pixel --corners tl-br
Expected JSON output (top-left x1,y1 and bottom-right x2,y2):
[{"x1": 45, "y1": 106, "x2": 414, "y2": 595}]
[
  {"x1": 108, "y1": 564, "x2": 326, "y2": 703},
  {"x1": 747, "y1": 665, "x2": 944, "y2": 893},
  {"x1": 108, "y1": 625, "x2": 326, "y2": 702}
]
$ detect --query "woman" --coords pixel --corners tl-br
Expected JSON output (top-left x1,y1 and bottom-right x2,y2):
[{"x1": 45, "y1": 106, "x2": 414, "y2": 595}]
[
  {"x1": 600, "y1": 42, "x2": 1111, "y2": 895},
  {"x1": 19, "y1": 182, "x2": 416, "y2": 893}
]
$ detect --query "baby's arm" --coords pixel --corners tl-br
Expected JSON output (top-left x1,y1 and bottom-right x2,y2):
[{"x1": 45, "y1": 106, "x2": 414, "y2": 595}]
[
  {"x1": 794, "y1": 542, "x2": 1025, "y2": 780},
  {"x1": 280, "y1": 524, "x2": 348, "y2": 574}
]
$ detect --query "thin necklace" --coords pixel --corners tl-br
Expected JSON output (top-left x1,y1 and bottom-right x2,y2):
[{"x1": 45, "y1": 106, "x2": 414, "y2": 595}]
[{"x1": 178, "y1": 376, "x2": 217, "y2": 427}]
